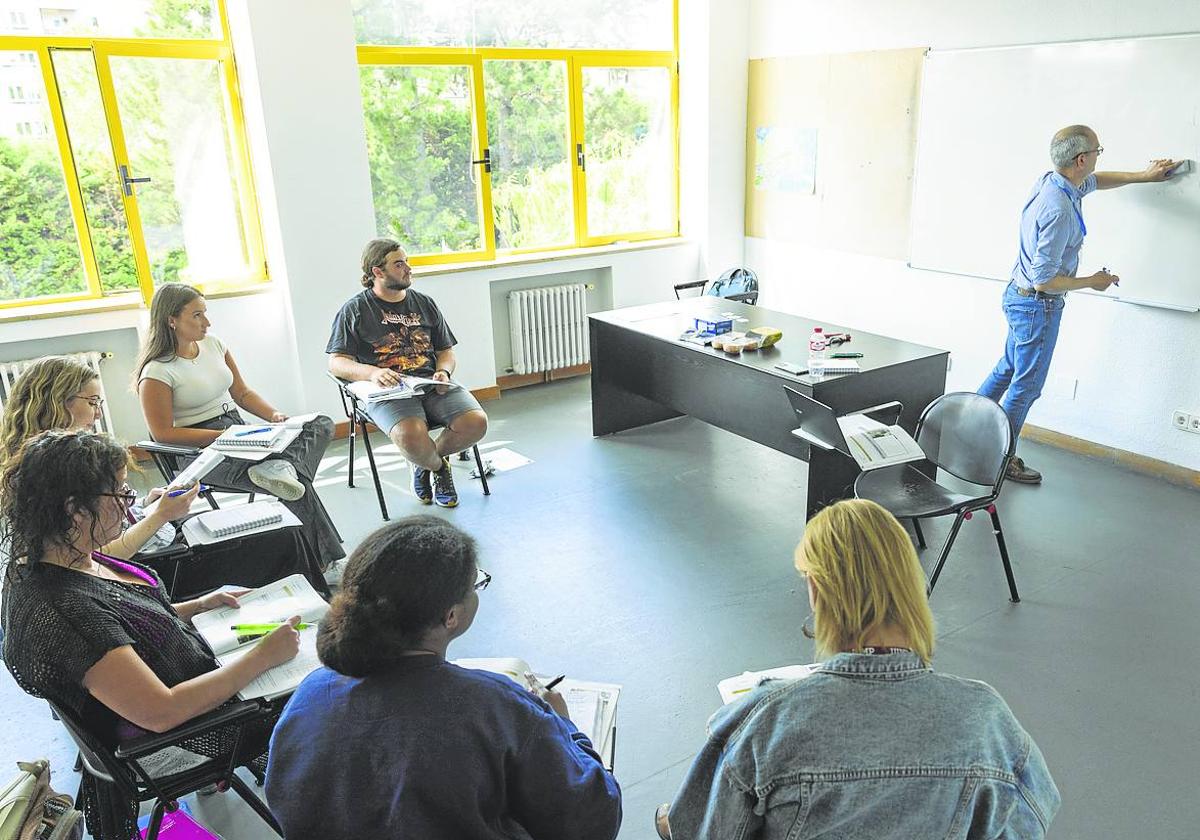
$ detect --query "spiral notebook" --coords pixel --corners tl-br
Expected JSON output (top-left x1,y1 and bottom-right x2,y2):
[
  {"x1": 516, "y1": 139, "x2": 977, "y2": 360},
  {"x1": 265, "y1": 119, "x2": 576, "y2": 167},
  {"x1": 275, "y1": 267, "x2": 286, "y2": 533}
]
[
  {"x1": 198, "y1": 505, "x2": 284, "y2": 538},
  {"x1": 212, "y1": 425, "x2": 288, "y2": 448}
]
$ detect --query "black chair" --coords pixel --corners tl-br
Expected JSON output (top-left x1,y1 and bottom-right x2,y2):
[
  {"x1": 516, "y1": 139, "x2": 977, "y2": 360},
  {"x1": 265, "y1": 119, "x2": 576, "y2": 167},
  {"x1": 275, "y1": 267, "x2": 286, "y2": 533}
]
[
  {"x1": 136, "y1": 440, "x2": 255, "y2": 511},
  {"x1": 48, "y1": 697, "x2": 282, "y2": 840},
  {"x1": 853, "y1": 392, "x2": 1019, "y2": 602},
  {"x1": 328, "y1": 373, "x2": 491, "y2": 521},
  {"x1": 673, "y1": 267, "x2": 760, "y2": 305}
]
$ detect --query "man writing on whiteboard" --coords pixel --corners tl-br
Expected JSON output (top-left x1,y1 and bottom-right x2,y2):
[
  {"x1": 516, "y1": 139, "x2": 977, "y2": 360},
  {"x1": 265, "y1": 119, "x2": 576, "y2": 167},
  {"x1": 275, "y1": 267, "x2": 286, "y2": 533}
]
[{"x1": 978, "y1": 125, "x2": 1179, "y2": 484}]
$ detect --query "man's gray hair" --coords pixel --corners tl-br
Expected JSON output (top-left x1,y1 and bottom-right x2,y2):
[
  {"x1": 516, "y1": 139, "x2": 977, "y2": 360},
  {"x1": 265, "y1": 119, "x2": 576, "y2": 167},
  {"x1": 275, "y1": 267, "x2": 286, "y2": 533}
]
[{"x1": 1049, "y1": 126, "x2": 1094, "y2": 168}]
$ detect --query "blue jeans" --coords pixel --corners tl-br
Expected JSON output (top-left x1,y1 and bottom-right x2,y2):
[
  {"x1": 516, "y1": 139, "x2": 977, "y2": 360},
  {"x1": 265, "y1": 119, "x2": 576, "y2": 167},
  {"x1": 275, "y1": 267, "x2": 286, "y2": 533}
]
[{"x1": 978, "y1": 283, "x2": 1065, "y2": 437}]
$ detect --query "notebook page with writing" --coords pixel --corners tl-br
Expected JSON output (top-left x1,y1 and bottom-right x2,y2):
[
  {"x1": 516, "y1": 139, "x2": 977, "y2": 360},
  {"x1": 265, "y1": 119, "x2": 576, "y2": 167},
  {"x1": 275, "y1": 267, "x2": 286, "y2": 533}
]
[
  {"x1": 192, "y1": 574, "x2": 329, "y2": 656},
  {"x1": 218, "y1": 626, "x2": 322, "y2": 701}
]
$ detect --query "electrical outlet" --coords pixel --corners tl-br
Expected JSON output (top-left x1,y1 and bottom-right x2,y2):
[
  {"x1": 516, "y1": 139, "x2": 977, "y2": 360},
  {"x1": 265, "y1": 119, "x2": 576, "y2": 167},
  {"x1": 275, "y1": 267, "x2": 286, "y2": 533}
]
[
  {"x1": 1189, "y1": 415, "x2": 1200, "y2": 435},
  {"x1": 1172, "y1": 410, "x2": 1191, "y2": 431}
]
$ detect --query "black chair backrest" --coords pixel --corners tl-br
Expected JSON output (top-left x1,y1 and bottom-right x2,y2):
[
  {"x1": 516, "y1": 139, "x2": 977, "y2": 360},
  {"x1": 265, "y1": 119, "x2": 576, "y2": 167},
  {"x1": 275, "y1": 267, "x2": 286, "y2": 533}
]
[
  {"x1": 915, "y1": 392, "x2": 1014, "y2": 487},
  {"x1": 46, "y1": 700, "x2": 133, "y2": 795}
]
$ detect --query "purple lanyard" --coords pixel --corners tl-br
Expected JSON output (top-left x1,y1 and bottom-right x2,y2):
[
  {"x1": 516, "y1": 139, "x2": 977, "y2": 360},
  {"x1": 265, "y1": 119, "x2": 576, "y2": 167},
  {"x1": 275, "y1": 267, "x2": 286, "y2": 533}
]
[{"x1": 91, "y1": 551, "x2": 157, "y2": 586}]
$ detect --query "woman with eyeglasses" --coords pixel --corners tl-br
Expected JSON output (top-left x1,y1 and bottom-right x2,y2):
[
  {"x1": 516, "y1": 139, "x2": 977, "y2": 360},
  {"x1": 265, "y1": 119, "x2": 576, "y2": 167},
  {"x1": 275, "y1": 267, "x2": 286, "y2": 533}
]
[
  {"x1": 0, "y1": 430, "x2": 302, "y2": 840},
  {"x1": 659, "y1": 499, "x2": 1060, "y2": 840},
  {"x1": 265, "y1": 516, "x2": 623, "y2": 840},
  {"x1": 0, "y1": 356, "x2": 199, "y2": 558},
  {"x1": 134, "y1": 283, "x2": 345, "y2": 571},
  {"x1": 0, "y1": 356, "x2": 326, "y2": 595}
]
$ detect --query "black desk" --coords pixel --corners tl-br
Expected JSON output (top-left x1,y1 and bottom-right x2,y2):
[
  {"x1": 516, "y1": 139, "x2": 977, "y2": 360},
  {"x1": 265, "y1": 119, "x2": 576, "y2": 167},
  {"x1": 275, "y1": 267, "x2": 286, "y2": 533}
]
[{"x1": 589, "y1": 298, "x2": 949, "y2": 518}]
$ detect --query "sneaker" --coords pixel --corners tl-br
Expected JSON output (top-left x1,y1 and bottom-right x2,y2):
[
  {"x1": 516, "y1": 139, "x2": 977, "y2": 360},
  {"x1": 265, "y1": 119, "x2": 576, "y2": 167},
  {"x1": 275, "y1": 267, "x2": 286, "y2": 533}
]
[
  {"x1": 433, "y1": 457, "x2": 458, "y2": 508},
  {"x1": 247, "y1": 460, "x2": 305, "y2": 501},
  {"x1": 411, "y1": 464, "x2": 433, "y2": 504},
  {"x1": 323, "y1": 558, "x2": 348, "y2": 587},
  {"x1": 1006, "y1": 456, "x2": 1042, "y2": 485}
]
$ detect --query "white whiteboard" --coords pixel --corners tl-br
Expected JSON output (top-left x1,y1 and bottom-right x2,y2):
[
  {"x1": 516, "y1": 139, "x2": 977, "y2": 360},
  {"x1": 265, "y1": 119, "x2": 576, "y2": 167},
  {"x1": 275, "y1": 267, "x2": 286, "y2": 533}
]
[{"x1": 910, "y1": 35, "x2": 1200, "y2": 312}]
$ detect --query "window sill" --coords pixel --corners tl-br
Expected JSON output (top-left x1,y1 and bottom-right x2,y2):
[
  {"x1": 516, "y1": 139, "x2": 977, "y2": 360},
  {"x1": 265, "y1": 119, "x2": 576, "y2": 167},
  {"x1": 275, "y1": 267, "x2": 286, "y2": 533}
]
[
  {"x1": 0, "y1": 283, "x2": 275, "y2": 324},
  {"x1": 413, "y1": 237, "x2": 690, "y2": 278}
]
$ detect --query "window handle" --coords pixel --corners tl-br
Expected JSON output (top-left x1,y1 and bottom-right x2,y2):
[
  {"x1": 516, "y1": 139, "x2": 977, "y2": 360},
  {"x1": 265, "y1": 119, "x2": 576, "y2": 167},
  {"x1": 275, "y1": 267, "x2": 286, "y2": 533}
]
[
  {"x1": 119, "y1": 164, "x2": 151, "y2": 197},
  {"x1": 576, "y1": 143, "x2": 586, "y2": 171},
  {"x1": 471, "y1": 148, "x2": 491, "y2": 173}
]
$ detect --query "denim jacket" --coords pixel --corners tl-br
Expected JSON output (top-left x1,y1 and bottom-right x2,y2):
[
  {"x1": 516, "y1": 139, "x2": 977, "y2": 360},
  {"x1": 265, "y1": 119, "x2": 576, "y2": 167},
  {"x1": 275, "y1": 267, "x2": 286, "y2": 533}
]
[{"x1": 669, "y1": 652, "x2": 1060, "y2": 839}]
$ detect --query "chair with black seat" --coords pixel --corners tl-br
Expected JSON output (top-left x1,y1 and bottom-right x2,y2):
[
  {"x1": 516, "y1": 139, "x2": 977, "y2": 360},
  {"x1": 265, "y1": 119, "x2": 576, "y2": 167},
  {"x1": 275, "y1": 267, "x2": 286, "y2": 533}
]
[
  {"x1": 47, "y1": 697, "x2": 282, "y2": 840},
  {"x1": 328, "y1": 373, "x2": 491, "y2": 521},
  {"x1": 853, "y1": 392, "x2": 1019, "y2": 602},
  {"x1": 135, "y1": 440, "x2": 254, "y2": 511},
  {"x1": 673, "y1": 267, "x2": 760, "y2": 305}
]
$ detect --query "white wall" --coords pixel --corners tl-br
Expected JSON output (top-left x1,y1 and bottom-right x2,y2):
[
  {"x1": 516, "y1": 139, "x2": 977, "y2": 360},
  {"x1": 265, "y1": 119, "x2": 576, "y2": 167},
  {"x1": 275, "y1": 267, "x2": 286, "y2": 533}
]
[{"x1": 745, "y1": 0, "x2": 1200, "y2": 470}]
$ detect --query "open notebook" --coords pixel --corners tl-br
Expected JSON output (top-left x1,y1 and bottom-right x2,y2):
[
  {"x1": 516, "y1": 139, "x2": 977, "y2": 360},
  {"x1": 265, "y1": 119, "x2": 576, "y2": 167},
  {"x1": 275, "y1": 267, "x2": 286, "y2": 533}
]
[
  {"x1": 209, "y1": 413, "x2": 319, "y2": 461},
  {"x1": 454, "y1": 657, "x2": 620, "y2": 769},
  {"x1": 192, "y1": 574, "x2": 329, "y2": 700},
  {"x1": 348, "y1": 376, "x2": 463, "y2": 403},
  {"x1": 717, "y1": 663, "x2": 822, "y2": 705}
]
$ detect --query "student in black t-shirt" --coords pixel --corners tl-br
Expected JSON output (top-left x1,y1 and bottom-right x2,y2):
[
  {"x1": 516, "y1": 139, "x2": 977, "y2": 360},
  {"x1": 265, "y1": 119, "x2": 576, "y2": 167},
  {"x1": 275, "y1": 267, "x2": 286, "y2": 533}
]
[{"x1": 327, "y1": 238, "x2": 488, "y2": 508}]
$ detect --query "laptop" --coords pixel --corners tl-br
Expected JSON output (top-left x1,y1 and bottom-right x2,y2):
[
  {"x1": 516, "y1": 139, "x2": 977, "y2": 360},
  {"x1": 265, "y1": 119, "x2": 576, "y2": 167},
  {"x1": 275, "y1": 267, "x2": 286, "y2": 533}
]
[{"x1": 784, "y1": 388, "x2": 924, "y2": 471}]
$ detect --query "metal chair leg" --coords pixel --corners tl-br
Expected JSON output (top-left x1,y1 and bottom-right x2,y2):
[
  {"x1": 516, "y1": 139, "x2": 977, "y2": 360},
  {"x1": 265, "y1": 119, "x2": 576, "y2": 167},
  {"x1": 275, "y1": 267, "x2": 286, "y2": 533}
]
[
  {"x1": 912, "y1": 518, "x2": 927, "y2": 550},
  {"x1": 347, "y1": 415, "x2": 357, "y2": 489},
  {"x1": 988, "y1": 505, "x2": 1020, "y2": 603},
  {"x1": 472, "y1": 445, "x2": 491, "y2": 495},
  {"x1": 229, "y1": 773, "x2": 284, "y2": 836},
  {"x1": 926, "y1": 510, "x2": 968, "y2": 596},
  {"x1": 359, "y1": 418, "x2": 389, "y2": 520}
]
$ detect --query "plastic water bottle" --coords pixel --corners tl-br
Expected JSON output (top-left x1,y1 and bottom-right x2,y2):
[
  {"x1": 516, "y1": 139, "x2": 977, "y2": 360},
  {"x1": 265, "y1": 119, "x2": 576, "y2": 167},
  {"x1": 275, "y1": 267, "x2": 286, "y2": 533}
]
[{"x1": 808, "y1": 327, "x2": 828, "y2": 363}]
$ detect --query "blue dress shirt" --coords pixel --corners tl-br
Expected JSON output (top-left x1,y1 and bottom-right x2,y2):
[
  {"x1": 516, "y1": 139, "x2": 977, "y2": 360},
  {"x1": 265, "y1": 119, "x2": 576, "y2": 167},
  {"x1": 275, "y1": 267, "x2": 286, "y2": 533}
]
[{"x1": 1011, "y1": 171, "x2": 1097, "y2": 293}]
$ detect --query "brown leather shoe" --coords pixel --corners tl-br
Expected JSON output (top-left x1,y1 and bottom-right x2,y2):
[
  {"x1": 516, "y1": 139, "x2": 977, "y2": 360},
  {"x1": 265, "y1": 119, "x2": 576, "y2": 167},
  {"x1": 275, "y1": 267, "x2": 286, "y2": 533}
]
[{"x1": 1006, "y1": 456, "x2": 1042, "y2": 484}]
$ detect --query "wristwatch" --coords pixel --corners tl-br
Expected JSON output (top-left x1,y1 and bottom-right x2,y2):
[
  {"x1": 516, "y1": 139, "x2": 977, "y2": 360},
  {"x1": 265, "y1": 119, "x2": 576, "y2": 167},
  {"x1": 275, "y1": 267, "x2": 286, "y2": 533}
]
[{"x1": 435, "y1": 368, "x2": 452, "y2": 378}]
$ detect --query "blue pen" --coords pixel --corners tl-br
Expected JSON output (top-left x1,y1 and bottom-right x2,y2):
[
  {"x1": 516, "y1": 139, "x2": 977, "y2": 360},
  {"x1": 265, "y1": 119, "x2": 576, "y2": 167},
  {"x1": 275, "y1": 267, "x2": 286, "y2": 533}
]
[
  {"x1": 234, "y1": 426, "x2": 272, "y2": 437},
  {"x1": 167, "y1": 483, "x2": 208, "y2": 498}
]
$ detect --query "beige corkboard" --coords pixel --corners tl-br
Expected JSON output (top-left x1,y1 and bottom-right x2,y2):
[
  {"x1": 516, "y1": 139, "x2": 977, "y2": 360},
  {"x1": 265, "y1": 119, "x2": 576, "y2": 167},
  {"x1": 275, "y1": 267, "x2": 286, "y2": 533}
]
[{"x1": 745, "y1": 48, "x2": 925, "y2": 259}]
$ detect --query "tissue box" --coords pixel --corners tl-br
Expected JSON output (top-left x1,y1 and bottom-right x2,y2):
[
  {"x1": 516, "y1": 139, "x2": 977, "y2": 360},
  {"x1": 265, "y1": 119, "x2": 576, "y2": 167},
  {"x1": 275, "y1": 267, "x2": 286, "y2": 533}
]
[{"x1": 694, "y1": 316, "x2": 733, "y2": 335}]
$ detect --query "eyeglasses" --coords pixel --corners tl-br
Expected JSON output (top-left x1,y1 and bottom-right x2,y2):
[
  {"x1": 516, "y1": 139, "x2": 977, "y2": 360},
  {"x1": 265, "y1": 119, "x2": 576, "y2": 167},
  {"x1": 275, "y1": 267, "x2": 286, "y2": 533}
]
[
  {"x1": 1082, "y1": 146, "x2": 1104, "y2": 157},
  {"x1": 71, "y1": 394, "x2": 104, "y2": 409},
  {"x1": 474, "y1": 568, "x2": 492, "y2": 591},
  {"x1": 98, "y1": 484, "x2": 137, "y2": 509}
]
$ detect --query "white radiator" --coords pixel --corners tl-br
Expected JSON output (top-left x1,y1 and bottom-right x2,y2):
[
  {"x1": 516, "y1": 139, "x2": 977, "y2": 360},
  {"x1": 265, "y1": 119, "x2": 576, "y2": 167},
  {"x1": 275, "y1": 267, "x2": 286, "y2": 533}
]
[
  {"x1": 0, "y1": 351, "x2": 116, "y2": 435},
  {"x1": 508, "y1": 284, "x2": 590, "y2": 375}
]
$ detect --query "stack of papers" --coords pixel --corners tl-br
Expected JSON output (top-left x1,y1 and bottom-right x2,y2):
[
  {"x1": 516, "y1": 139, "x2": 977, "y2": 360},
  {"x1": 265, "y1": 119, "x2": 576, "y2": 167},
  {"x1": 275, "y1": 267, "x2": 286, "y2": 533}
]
[{"x1": 454, "y1": 657, "x2": 620, "y2": 768}]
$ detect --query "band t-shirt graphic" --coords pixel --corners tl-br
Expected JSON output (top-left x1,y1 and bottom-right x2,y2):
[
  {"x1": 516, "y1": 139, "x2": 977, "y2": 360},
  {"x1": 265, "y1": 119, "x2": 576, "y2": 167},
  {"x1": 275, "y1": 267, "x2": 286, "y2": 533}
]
[{"x1": 327, "y1": 288, "x2": 456, "y2": 379}]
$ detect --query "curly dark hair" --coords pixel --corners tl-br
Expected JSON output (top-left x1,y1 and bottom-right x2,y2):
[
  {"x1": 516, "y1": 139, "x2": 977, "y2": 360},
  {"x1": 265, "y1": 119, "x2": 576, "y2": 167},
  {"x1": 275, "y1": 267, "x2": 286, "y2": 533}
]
[
  {"x1": 0, "y1": 430, "x2": 131, "y2": 581},
  {"x1": 317, "y1": 515, "x2": 478, "y2": 677}
]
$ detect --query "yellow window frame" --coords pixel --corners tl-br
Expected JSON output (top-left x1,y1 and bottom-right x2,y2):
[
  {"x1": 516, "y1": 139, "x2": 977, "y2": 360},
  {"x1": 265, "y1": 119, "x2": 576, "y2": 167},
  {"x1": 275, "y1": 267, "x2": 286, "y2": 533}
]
[
  {"x1": 355, "y1": 0, "x2": 679, "y2": 267},
  {"x1": 0, "y1": 0, "x2": 266, "y2": 312}
]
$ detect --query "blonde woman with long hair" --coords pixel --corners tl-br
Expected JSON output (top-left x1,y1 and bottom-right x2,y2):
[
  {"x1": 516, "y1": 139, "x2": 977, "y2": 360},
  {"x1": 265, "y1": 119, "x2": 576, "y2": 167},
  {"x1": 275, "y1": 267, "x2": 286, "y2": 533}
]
[
  {"x1": 134, "y1": 283, "x2": 344, "y2": 570},
  {"x1": 661, "y1": 500, "x2": 1060, "y2": 839},
  {"x1": 0, "y1": 356, "x2": 199, "y2": 557}
]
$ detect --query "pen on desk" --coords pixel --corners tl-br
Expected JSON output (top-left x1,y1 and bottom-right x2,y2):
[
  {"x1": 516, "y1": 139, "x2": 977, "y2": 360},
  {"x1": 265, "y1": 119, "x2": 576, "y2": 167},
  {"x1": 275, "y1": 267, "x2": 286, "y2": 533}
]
[
  {"x1": 830, "y1": 352, "x2": 863, "y2": 358},
  {"x1": 166, "y1": 483, "x2": 208, "y2": 498},
  {"x1": 234, "y1": 426, "x2": 272, "y2": 437},
  {"x1": 544, "y1": 674, "x2": 566, "y2": 691}
]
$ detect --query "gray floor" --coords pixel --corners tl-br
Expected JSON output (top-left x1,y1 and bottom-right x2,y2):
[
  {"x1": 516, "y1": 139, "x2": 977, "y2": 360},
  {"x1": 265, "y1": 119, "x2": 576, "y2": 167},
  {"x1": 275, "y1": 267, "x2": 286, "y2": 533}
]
[{"x1": 3, "y1": 375, "x2": 1198, "y2": 838}]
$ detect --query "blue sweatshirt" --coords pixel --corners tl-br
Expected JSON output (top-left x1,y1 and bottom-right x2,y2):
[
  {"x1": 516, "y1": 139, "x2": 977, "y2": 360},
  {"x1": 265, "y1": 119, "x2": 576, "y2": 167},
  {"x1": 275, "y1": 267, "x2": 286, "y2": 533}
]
[{"x1": 265, "y1": 656, "x2": 622, "y2": 839}]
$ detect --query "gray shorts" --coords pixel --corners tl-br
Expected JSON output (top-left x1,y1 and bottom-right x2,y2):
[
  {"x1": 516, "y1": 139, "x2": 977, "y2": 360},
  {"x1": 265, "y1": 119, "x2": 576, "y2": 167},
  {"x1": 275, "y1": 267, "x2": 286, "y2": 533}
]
[{"x1": 364, "y1": 387, "x2": 484, "y2": 434}]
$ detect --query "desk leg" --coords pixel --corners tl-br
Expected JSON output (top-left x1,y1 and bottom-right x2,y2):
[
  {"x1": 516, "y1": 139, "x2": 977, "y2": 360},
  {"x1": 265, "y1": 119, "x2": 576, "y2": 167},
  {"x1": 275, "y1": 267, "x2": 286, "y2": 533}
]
[
  {"x1": 591, "y1": 365, "x2": 683, "y2": 436},
  {"x1": 806, "y1": 449, "x2": 861, "y2": 520}
]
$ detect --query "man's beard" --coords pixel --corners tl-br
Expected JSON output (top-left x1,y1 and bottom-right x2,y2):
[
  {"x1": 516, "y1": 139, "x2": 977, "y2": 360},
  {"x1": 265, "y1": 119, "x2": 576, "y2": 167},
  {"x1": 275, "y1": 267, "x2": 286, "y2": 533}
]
[{"x1": 384, "y1": 275, "x2": 411, "y2": 291}]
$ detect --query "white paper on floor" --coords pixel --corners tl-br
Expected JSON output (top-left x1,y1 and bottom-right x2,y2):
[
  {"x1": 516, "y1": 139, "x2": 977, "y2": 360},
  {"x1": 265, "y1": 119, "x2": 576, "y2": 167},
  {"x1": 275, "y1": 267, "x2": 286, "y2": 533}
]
[{"x1": 482, "y1": 447, "x2": 533, "y2": 472}]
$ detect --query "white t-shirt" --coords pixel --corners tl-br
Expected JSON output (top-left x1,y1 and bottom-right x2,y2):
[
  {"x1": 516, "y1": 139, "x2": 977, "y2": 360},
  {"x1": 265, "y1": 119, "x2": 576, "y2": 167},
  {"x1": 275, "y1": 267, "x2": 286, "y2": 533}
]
[{"x1": 140, "y1": 334, "x2": 235, "y2": 426}]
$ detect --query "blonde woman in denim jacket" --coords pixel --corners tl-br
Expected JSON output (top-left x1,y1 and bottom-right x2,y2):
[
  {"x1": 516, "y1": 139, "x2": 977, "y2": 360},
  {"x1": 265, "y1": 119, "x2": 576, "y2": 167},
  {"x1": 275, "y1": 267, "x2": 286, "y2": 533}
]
[{"x1": 660, "y1": 500, "x2": 1060, "y2": 839}]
